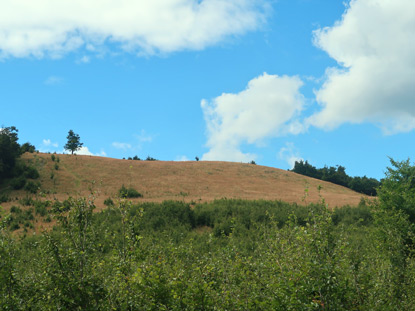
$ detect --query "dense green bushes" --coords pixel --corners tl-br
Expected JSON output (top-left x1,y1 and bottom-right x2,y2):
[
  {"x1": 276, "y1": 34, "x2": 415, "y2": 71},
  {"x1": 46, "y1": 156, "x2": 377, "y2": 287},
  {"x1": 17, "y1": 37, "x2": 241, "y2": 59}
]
[{"x1": 2, "y1": 196, "x2": 415, "y2": 309}]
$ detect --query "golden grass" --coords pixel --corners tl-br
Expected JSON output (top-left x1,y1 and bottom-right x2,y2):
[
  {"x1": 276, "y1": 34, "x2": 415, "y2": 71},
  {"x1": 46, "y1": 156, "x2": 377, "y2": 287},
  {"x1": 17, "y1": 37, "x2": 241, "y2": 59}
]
[{"x1": 8, "y1": 152, "x2": 367, "y2": 210}]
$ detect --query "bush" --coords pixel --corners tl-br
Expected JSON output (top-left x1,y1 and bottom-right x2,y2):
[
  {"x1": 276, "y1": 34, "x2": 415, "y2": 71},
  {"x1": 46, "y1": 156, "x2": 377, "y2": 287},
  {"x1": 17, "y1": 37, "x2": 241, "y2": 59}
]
[
  {"x1": 145, "y1": 156, "x2": 157, "y2": 161},
  {"x1": 118, "y1": 185, "x2": 143, "y2": 198},
  {"x1": 24, "y1": 166, "x2": 39, "y2": 179},
  {"x1": 11, "y1": 176, "x2": 26, "y2": 190},
  {"x1": 104, "y1": 197, "x2": 114, "y2": 207},
  {"x1": 51, "y1": 154, "x2": 55, "y2": 162},
  {"x1": 0, "y1": 193, "x2": 10, "y2": 203},
  {"x1": 10, "y1": 206, "x2": 22, "y2": 214},
  {"x1": 35, "y1": 204, "x2": 48, "y2": 217},
  {"x1": 19, "y1": 197, "x2": 34, "y2": 206},
  {"x1": 24, "y1": 181, "x2": 40, "y2": 194}
]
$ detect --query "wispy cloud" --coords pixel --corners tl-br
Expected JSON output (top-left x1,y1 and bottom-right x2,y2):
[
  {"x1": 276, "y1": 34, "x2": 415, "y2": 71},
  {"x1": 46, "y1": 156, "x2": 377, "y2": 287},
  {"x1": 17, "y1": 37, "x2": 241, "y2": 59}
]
[
  {"x1": 175, "y1": 155, "x2": 190, "y2": 161},
  {"x1": 44, "y1": 76, "x2": 63, "y2": 85},
  {"x1": 42, "y1": 139, "x2": 58, "y2": 148},
  {"x1": 136, "y1": 130, "x2": 153, "y2": 143},
  {"x1": 112, "y1": 142, "x2": 132, "y2": 150}
]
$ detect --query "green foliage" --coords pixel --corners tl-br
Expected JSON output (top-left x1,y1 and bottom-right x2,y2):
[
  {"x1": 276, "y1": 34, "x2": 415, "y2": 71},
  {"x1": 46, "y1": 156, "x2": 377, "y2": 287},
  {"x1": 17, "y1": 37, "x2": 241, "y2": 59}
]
[
  {"x1": 11, "y1": 176, "x2": 26, "y2": 190},
  {"x1": 64, "y1": 130, "x2": 83, "y2": 155},
  {"x1": 0, "y1": 126, "x2": 21, "y2": 179},
  {"x1": 292, "y1": 160, "x2": 381, "y2": 196},
  {"x1": 118, "y1": 185, "x2": 143, "y2": 198},
  {"x1": 145, "y1": 155, "x2": 157, "y2": 161},
  {"x1": 24, "y1": 181, "x2": 40, "y2": 194},
  {"x1": 20, "y1": 142, "x2": 36, "y2": 153},
  {"x1": 103, "y1": 197, "x2": 114, "y2": 207},
  {"x1": 377, "y1": 158, "x2": 415, "y2": 222},
  {"x1": 2, "y1": 192, "x2": 415, "y2": 309},
  {"x1": 0, "y1": 193, "x2": 10, "y2": 203},
  {"x1": 24, "y1": 166, "x2": 39, "y2": 179},
  {"x1": 51, "y1": 154, "x2": 55, "y2": 162}
]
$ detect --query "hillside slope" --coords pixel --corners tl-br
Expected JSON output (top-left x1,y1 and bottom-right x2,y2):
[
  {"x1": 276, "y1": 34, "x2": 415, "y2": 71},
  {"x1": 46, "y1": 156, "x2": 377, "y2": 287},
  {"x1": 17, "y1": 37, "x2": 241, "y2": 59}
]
[{"x1": 6, "y1": 153, "x2": 368, "y2": 209}]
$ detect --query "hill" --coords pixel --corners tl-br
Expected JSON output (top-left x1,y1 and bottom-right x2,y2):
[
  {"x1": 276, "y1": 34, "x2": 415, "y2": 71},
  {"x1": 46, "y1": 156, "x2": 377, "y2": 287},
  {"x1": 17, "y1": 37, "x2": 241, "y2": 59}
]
[{"x1": 1, "y1": 152, "x2": 367, "y2": 209}]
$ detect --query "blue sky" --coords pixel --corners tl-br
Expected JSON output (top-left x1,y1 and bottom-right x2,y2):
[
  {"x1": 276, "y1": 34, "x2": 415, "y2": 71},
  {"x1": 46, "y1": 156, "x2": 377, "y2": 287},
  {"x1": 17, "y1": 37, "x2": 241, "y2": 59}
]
[{"x1": 1, "y1": 0, "x2": 414, "y2": 180}]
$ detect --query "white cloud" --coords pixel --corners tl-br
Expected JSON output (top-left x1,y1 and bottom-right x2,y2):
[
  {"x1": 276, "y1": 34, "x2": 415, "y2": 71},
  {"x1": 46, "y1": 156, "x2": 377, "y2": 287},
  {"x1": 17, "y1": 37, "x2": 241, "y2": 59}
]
[
  {"x1": 176, "y1": 155, "x2": 190, "y2": 161},
  {"x1": 0, "y1": 0, "x2": 268, "y2": 59},
  {"x1": 309, "y1": 0, "x2": 415, "y2": 134},
  {"x1": 42, "y1": 139, "x2": 58, "y2": 148},
  {"x1": 278, "y1": 142, "x2": 302, "y2": 169},
  {"x1": 68, "y1": 146, "x2": 106, "y2": 157},
  {"x1": 201, "y1": 73, "x2": 305, "y2": 162},
  {"x1": 44, "y1": 76, "x2": 63, "y2": 85},
  {"x1": 112, "y1": 142, "x2": 132, "y2": 150}
]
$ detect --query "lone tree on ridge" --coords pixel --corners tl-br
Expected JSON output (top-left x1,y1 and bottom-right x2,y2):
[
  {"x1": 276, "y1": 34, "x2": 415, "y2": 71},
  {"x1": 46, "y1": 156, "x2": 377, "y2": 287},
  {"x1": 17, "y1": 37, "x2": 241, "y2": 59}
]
[{"x1": 64, "y1": 130, "x2": 83, "y2": 155}]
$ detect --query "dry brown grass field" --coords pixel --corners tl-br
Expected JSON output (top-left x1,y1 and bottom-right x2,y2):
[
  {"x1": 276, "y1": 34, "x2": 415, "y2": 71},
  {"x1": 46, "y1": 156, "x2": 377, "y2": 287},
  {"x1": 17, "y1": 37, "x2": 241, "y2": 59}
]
[{"x1": 1, "y1": 152, "x2": 367, "y2": 211}]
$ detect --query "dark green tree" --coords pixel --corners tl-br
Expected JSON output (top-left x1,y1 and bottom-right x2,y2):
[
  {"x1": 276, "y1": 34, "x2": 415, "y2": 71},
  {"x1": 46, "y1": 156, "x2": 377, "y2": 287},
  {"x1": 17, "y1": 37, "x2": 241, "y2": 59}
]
[
  {"x1": 64, "y1": 130, "x2": 83, "y2": 155},
  {"x1": 0, "y1": 126, "x2": 21, "y2": 178}
]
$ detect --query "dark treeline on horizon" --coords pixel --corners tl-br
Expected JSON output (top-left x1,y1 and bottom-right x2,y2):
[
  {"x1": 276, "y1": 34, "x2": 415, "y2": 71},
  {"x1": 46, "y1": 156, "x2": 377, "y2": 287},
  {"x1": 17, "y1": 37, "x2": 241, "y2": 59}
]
[{"x1": 291, "y1": 160, "x2": 381, "y2": 196}]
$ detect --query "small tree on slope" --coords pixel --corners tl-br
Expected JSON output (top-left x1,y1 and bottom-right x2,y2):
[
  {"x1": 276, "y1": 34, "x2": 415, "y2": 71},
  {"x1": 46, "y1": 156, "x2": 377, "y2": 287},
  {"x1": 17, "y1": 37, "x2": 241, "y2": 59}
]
[{"x1": 64, "y1": 130, "x2": 83, "y2": 155}]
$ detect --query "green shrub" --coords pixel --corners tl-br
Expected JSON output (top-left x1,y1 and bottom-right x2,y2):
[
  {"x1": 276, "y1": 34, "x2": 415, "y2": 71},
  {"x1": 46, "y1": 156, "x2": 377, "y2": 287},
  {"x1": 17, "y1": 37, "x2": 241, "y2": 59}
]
[
  {"x1": 10, "y1": 206, "x2": 22, "y2": 214},
  {"x1": 51, "y1": 154, "x2": 55, "y2": 162},
  {"x1": 104, "y1": 197, "x2": 114, "y2": 207},
  {"x1": 118, "y1": 185, "x2": 143, "y2": 198},
  {"x1": 19, "y1": 197, "x2": 34, "y2": 206},
  {"x1": 24, "y1": 181, "x2": 40, "y2": 194},
  {"x1": 35, "y1": 204, "x2": 48, "y2": 217},
  {"x1": 0, "y1": 193, "x2": 10, "y2": 203},
  {"x1": 24, "y1": 166, "x2": 39, "y2": 179},
  {"x1": 145, "y1": 156, "x2": 157, "y2": 161},
  {"x1": 11, "y1": 176, "x2": 26, "y2": 190}
]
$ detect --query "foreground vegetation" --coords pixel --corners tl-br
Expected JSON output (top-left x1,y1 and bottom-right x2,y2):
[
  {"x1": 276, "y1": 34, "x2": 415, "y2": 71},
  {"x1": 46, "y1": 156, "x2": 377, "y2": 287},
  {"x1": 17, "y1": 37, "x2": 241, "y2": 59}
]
[{"x1": 1, "y1": 193, "x2": 415, "y2": 309}]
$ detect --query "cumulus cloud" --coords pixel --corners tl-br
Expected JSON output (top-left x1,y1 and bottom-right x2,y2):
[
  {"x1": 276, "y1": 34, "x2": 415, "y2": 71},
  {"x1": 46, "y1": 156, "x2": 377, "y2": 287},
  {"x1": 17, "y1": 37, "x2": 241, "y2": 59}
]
[
  {"x1": 201, "y1": 73, "x2": 305, "y2": 162},
  {"x1": 309, "y1": 0, "x2": 415, "y2": 134},
  {"x1": 69, "y1": 146, "x2": 106, "y2": 157},
  {"x1": 112, "y1": 142, "x2": 132, "y2": 150},
  {"x1": 278, "y1": 142, "x2": 302, "y2": 169},
  {"x1": 0, "y1": 0, "x2": 268, "y2": 58}
]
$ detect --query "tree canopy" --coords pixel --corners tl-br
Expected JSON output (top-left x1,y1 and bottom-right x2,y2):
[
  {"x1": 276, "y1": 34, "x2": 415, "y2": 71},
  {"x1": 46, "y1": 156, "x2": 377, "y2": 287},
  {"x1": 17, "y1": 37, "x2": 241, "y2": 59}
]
[
  {"x1": 291, "y1": 160, "x2": 380, "y2": 196},
  {"x1": 0, "y1": 126, "x2": 21, "y2": 178},
  {"x1": 377, "y1": 158, "x2": 415, "y2": 222},
  {"x1": 64, "y1": 130, "x2": 83, "y2": 155}
]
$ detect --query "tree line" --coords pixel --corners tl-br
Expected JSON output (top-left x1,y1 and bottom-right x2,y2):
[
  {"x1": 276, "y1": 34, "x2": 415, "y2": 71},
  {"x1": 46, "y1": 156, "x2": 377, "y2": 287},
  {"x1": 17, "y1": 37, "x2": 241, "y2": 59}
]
[{"x1": 291, "y1": 160, "x2": 381, "y2": 196}]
